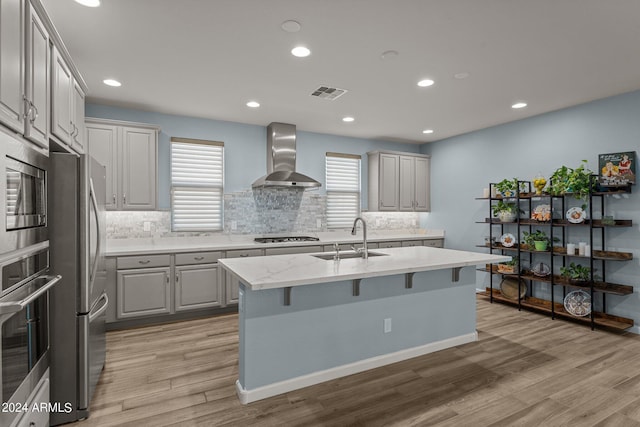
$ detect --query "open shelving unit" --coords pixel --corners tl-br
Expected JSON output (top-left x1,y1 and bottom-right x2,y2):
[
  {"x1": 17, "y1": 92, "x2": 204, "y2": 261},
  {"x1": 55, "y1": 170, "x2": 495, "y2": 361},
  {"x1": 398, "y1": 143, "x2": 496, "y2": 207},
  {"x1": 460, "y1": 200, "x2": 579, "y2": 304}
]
[{"x1": 477, "y1": 179, "x2": 635, "y2": 331}]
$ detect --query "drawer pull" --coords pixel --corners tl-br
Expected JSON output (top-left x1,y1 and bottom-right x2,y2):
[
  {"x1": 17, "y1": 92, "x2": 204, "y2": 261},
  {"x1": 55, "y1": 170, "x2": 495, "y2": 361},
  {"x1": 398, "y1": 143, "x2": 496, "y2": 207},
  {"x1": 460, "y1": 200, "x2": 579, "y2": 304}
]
[
  {"x1": 194, "y1": 256, "x2": 205, "y2": 261},
  {"x1": 239, "y1": 254, "x2": 249, "y2": 257},
  {"x1": 138, "y1": 260, "x2": 151, "y2": 264}
]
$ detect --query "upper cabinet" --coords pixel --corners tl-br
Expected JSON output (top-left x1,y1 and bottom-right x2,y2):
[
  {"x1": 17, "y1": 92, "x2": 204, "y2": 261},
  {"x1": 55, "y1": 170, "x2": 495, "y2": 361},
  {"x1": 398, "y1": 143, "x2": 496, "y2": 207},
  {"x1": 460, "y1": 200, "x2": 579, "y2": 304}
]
[
  {"x1": 51, "y1": 44, "x2": 85, "y2": 153},
  {"x1": 368, "y1": 151, "x2": 431, "y2": 212},
  {"x1": 0, "y1": 0, "x2": 26, "y2": 135},
  {"x1": 0, "y1": 0, "x2": 51, "y2": 150},
  {"x1": 0, "y1": 0, "x2": 87, "y2": 154},
  {"x1": 86, "y1": 118, "x2": 160, "y2": 210}
]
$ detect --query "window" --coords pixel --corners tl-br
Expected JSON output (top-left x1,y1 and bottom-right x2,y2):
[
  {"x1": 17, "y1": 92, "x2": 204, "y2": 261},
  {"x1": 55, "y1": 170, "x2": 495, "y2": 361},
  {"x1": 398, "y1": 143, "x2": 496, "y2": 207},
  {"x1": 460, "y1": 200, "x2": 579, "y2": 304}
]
[
  {"x1": 325, "y1": 152, "x2": 361, "y2": 229},
  {"x1": 171, "y1": 137, "x2": 224, "y2": 232}
]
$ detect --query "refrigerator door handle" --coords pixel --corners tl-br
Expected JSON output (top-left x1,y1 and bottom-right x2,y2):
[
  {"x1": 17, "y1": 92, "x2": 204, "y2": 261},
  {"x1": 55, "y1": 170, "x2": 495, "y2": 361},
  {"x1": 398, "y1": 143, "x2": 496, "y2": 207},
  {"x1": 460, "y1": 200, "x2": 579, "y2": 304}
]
[
  {"x1": 89, "y1": 178, "x2": 101, "y2": 285},
  {"x1": 89, "y1": 293, "x2": 109, "y2": 322}
]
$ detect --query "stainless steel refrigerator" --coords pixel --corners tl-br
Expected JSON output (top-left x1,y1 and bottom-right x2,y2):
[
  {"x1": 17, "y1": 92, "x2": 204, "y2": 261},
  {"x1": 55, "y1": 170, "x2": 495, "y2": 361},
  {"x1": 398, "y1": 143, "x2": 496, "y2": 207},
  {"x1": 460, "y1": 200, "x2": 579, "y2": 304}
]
[{"x1": 48, "y1": 153, "x2": 108, "y2": 425}]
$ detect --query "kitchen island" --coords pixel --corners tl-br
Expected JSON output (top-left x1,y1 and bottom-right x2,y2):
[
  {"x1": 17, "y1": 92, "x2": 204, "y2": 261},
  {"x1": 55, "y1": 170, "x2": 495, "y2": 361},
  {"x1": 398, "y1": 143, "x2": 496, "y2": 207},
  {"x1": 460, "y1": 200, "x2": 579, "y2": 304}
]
[{"x1": 219, "y1": 246, "x2": 510, "y2": 404}]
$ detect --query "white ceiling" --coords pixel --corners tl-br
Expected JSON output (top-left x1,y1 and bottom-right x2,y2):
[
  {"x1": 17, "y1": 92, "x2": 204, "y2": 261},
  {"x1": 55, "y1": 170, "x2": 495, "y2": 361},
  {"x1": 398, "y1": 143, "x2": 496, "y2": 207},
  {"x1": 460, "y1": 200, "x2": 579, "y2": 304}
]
[{"x1": 41, "y1": 0, "x2": 640, "y2": 144}]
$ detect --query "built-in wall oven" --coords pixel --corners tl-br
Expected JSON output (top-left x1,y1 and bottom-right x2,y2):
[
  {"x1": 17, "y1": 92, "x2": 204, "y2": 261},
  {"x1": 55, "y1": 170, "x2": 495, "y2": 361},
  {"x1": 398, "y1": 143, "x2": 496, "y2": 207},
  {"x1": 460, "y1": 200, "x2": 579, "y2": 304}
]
[
  {"x1": 1, "y1": 132, "x2": 48, "y2": 255},
  {"x1": 0, "y1": 131, "x2": 58, "y2": 426}
]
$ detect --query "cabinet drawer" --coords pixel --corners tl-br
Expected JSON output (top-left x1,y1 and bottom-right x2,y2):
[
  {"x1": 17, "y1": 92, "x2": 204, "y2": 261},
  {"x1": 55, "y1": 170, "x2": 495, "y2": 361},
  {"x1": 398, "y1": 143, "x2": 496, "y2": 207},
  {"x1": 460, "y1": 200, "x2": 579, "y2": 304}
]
[
  {"x1": 423, "y1": 239, "x2": 444, "y2": 248},
  {"x1": 377, "y1": 241, "x2": 402, "y2": 249},
  {"x1": 225, "y1": 249, "x2": 264, "y2": 258},
  {"x1": 322, "y1": 243, "x2": 354, "y2": 252},
  {"x1": 175, "y1": 251, "x2": 222, "y2": 265},
  {"x1": 117, "y1": 254, "x2": 170, "y2": 269},
  {"x1": 401, "y1": 240, "x2": 423, "y2": 247},
  {"x1": 266, "y1": 245, "x2": 323, "y2": 256}
]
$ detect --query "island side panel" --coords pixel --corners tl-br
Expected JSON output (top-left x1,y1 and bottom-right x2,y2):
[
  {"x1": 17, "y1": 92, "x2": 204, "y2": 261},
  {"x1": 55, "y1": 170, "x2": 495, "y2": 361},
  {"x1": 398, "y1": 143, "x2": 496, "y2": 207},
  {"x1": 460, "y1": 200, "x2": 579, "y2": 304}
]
[{"x1": 237, "y1": 267, "x2": 477, "y2": 399}]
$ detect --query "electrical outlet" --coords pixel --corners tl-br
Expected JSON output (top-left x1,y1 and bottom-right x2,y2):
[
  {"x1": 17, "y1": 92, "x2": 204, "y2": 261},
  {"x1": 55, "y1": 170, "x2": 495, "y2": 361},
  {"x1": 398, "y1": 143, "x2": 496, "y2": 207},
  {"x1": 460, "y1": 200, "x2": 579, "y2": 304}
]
[
  {"x1": 231, "y1": 220, "x2": 237, "y2": 231},
  {"x1": 383, "y1": 318, "x2": 392, "y2": 333},
  {"x1": 317, "y1": 218, "x2": 322, "y2": 228},
  {"x1": 376, "y1": 218, "x2": 382, "y2": 227},
  {"x1": 143, "y1": 221, "x2": 151, "y2": 232}
]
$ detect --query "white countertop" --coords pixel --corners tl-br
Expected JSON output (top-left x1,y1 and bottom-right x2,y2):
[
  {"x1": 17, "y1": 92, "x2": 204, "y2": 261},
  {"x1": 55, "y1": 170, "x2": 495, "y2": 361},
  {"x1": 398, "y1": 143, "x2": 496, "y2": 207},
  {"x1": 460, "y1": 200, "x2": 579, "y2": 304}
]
[
  {"x1": 105, "y1": 229, "x2": 445, "y2": 256},
  {"x1": 219, "y1": 246, "x2": 510, "y2": 290}
]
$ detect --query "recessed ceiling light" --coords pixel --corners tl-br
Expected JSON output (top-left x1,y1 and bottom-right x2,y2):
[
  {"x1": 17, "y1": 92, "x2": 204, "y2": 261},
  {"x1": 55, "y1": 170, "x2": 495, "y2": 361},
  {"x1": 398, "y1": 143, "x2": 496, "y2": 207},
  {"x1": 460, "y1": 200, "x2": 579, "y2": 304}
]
[
  {"x1": 454, "y1": 72, "x2": 470, "y2": 79},
  {"x1": 417, "y1": 79, "x2": 435, "y2": 87},
  {"x1": 246, "y1": 101, "x2": 260, "y2": 108},
  {"x1": 380, "y1": 50, "x2": 399, "y2": 60},
  {"x1": 74, "y1": 0, "x2": 100, "y2": 7},
  {"x1": 422, "y1": 129, "x2": 434, "y2": 134},
  {"x1": 103, "y1": 79, "x2": 121, "y2": 87},
  {"x1": 281, "y1": 20, "x2": 301, "y2": 33},
  {"x1": 512, "y1": 102, "x2": 528, "y2": 109},
  {"x1": 291, "y1": 46, "x2": 311, "y2": 57},
  {"x1": 342, "y1": 116, "x2": 355, "y2": 122}
]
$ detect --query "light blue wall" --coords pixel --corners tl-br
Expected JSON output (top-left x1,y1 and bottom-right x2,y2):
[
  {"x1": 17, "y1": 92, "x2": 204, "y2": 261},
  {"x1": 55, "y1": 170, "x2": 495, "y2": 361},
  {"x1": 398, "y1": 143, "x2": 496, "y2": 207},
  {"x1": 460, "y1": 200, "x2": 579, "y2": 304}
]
[
  {"x1": 420, "y1": 89, "x2": 640, "y2": 329},
  {"x1": 85, "y1": 104, "x2": 421, "y2": 210}
]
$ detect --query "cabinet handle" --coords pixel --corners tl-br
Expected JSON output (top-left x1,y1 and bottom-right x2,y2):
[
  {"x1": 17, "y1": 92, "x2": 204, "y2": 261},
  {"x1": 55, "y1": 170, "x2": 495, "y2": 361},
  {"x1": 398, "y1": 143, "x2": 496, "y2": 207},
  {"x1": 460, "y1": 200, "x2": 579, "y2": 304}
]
[
  {"x1": 176, "y1": 274, "x2": 179, "y2": 282},
  {"x1": 239, "y1": 254, "x2": 249, "y2": 257},
  {"x1": 112, "y1": 194, "x2": 116, "y2": 204},
  {"x1": 123, "y1": 194, "x2": 126, "y2": 205},
  {"x1": 138, "y1": 260, "x2": 151, "y2": 264},
  {"x1": 30, "y1": 102, "x2": 38, "y2": 122},
  {"x1": 22, "y1": 96, "x2": 32, "y2": 119},
  {"x1": 166, "y1": 275, "x2": 170, "y2": 283},
  {"x1": 194, "y1": 256, "x2": 205, "y2": 261}
]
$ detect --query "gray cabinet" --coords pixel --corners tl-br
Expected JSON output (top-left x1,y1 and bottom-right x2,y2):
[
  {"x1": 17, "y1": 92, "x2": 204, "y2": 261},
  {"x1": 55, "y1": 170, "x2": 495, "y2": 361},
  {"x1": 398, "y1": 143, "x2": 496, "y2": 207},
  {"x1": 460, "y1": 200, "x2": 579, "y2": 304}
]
[
  {"x1": 24, "y1": 0, "x2": 49, "y2": 149},
  {"x1": 51, "y1": 44, "x2": 85, "y2": 153},
  {"x1": 117, "y1": 266, "x2": 171, "y2": 319},
  {"x1": 116, "y1": 254, "x2": 171, "y2": 319},
  {"x1": 377, "y1": 241, "x2": 402, "y2": 249},
  {"x1": 86, "y1": 118, "x2": 159, "y2": 210},
  {"x1": 223, "y1": 248, "x2": 263, "y2": 305},
  {"x1": 423, "y1": 238, "x2": 444, "y2": 248},
  {"x1": 368, "y1": 151, "x2": 430, "y2": 212},
  {"x1": 175, "y1": 251, "x2": 223, "y2": 311},
  {"x1": 0, "y1": 0, "x2": 25, "y2": 135}
]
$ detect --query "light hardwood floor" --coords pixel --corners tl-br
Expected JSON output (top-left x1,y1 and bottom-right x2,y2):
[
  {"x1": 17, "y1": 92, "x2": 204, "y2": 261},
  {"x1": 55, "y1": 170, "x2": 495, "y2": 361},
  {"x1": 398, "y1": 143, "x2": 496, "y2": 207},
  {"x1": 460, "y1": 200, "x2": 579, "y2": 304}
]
[{"x1": 70, "y1": 297, "x2": 640, "y2": 426}]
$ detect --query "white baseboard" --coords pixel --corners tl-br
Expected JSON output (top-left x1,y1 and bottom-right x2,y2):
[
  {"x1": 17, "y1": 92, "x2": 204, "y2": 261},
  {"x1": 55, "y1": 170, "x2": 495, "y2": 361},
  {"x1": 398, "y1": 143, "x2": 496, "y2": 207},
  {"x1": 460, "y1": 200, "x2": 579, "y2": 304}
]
[
  {"x1": 626, "y1": 325, "x2": 640, "y2": 335},
  {"x1": 236, "y1": 331, "x2": 478, "y2": 404}
]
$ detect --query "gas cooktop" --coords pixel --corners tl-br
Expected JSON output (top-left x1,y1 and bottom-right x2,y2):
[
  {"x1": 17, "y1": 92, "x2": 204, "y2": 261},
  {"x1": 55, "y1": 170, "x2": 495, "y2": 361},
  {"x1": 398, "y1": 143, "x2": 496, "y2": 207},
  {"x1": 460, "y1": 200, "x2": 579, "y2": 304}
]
[{"x1": 254, "y1": 236, "x2": 320, "y2": 244}]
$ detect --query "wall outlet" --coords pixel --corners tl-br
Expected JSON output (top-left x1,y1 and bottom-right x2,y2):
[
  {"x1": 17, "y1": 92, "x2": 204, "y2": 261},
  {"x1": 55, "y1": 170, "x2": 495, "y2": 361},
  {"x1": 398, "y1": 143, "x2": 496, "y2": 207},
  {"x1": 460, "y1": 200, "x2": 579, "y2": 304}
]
[
  {"x1": 376, "y1": 218, "x2": 382, "y2": 227},
  {"x1": 231, "y1": 220, "x2": 237, "y2": 231},
  {"x1": 317, "y1": 218, "x2": 322, "y2": 228},
  {"x1": 143, "y1": 221, "x2": 151, "y2": 232},
  {"x1": 383, "y1": 318, "x2": 392, "y2": 333}
]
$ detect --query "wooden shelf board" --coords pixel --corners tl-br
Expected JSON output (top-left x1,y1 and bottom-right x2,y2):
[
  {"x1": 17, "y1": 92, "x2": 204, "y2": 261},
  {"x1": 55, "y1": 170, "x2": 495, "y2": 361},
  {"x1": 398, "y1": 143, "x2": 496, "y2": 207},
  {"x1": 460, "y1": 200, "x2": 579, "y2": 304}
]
[
  {"x1": 479, "y1": 289, "x2": 633, "y2": 330},
  {"x1": 481, "y1": 218, "x2": 632, "y2": 228},
  {"x1": 477, "y1": 268, "x2": 633, "y2": 296},
  {"x1": 478, "y1": 243, "x2": 633, "y2": 261}
]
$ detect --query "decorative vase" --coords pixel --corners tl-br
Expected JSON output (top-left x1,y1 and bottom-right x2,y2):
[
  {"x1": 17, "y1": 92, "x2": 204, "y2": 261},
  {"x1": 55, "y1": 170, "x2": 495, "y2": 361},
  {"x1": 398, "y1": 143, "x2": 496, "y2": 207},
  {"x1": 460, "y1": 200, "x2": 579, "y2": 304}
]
[
  {"x1": 498, "y1": 211, "x2": 516, "y2": 222},
  {"x1": 534, "y1": 240, "x2": 548, "y2": 251}
]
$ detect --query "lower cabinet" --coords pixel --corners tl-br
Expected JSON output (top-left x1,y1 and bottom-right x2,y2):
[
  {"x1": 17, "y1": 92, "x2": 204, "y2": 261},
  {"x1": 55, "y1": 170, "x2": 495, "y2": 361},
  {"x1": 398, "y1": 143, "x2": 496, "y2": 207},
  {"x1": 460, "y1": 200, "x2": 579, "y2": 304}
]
[
  {"x1": 224, "y1": 249, "x2": 264, "y2": 305},
  {"x1": 175, "y1": 263, "x2": 221, "y2": 311},
  {"x1": 117, "y1": 266, "x2": 171, "y2": 318}
]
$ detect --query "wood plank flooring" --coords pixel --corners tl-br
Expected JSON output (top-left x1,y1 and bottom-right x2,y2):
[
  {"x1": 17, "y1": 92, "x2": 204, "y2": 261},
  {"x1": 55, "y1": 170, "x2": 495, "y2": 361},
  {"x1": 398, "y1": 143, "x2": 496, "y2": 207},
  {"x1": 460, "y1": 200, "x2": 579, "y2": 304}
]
[{"x1": 69, "y1": 297, "x2": 640, "y2": 426}]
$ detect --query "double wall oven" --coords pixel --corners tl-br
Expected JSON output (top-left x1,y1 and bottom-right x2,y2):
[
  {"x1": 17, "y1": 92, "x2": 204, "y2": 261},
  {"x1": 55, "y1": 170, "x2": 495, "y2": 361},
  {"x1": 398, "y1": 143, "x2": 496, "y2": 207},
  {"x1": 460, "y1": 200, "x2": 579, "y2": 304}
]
[{"x1": 0, "y1": 132, "x2": 60, "y2": 427}]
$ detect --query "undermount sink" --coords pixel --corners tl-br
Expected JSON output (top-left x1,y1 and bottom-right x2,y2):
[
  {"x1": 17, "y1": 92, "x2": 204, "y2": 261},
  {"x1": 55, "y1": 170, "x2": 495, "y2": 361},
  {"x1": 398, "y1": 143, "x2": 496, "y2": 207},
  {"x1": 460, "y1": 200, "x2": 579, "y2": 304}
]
[{"x1": 312, "y1": 251, "x2": 388, "y2": 261}]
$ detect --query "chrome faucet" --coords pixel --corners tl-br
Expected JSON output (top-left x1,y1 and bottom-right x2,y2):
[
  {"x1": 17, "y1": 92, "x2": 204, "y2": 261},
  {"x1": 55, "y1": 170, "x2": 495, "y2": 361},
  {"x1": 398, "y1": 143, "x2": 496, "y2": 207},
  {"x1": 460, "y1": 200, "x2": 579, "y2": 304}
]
[
  {"x1": 351, "y1": 217, "x2": 368, "y2": 259},
  {"x1": 333, "y1": 242, "x2": 341, "y2": 261}
]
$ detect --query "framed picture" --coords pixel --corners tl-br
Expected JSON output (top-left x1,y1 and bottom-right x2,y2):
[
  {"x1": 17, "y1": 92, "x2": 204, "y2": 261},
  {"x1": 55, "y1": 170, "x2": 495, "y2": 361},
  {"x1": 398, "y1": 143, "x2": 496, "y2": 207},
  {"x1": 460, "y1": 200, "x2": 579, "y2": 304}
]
[{"x1": 598, "y1": 151, "x2": 636, "y2": 187}]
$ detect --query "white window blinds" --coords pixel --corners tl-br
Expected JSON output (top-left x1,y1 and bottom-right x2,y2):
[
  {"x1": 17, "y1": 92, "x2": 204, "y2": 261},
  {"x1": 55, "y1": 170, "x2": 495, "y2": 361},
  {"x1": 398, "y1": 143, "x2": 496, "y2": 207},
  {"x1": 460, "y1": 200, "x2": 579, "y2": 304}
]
[
  {"x1": 171, "y1": 137, "x2": 224, "y2": 232},
  {"x1": 326, "y1": 152, "x2": 361, "y2": 229}
]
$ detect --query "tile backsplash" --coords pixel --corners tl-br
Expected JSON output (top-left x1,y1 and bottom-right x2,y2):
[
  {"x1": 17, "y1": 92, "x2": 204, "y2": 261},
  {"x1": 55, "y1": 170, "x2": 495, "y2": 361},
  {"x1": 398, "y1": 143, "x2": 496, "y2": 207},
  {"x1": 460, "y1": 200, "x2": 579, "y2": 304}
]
[{"x1": 106, "y1": 188, "x2": 422, "y2": 239}]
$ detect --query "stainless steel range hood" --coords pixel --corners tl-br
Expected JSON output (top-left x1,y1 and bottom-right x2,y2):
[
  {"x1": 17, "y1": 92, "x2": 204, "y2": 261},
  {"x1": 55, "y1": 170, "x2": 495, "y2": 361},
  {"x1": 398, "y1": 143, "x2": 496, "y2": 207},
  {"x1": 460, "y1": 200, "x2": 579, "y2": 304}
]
[{"x1": 252, "y1": 122, "x2": 321, "y2": 189}]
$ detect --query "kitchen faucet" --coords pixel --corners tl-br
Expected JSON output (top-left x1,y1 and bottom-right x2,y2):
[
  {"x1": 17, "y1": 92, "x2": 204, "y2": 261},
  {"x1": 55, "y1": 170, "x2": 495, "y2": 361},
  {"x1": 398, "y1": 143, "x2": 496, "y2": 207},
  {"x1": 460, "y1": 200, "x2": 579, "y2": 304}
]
[{"x1": 351, "y1": 217, "x2": 368, "y2": 259}]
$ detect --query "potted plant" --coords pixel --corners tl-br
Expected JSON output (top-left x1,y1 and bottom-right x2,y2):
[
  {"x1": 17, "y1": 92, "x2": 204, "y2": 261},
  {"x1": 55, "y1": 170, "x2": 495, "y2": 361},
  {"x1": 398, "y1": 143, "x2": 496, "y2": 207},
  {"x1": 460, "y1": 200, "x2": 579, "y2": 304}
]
[
  {"x1": 560, "y1": 262, "x2": 593, "y2": 284},
  {"x1": 494, "y1": 178, "x2": 527, "y2": 198},
  {"x1": 522, "y1": 230, "x2": 558, "y2": 251},
  {"x1": 497, "y1": 256, "x2": 519, "y2": 274},
  {"x1": 491, "y1": 200, "x2": 521, "y2": 222},
  {"x1": 549, "y1": 160, "x2": 596, "y2": 201}
]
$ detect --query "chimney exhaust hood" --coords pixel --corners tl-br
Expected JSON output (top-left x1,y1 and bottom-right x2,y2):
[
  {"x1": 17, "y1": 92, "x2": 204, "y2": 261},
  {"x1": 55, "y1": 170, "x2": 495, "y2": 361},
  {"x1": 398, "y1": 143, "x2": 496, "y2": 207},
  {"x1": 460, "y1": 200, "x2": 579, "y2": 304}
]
[{"x1": 251, "y1": 122, "x2": 321, "y2": 189}]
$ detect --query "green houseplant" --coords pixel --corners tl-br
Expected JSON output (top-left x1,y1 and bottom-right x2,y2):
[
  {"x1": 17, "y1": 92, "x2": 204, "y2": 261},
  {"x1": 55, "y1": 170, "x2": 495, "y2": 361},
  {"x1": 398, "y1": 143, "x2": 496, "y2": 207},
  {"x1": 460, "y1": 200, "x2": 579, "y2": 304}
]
[
  {"x1": 491, "y1": 200, "x2": 521, "y2": 222},
  {"x1": 560, "y1": 262, "x2": 595, "y2": 283},
  {"x1": 522, "y1": 230, "x2": 559, "y2": 251},
  {"x1": 549, "y1": 160, "x2": 596, "y2": 201},
  {"x1": 495, "y1": 178, "x2": 527, "y2": 198}
]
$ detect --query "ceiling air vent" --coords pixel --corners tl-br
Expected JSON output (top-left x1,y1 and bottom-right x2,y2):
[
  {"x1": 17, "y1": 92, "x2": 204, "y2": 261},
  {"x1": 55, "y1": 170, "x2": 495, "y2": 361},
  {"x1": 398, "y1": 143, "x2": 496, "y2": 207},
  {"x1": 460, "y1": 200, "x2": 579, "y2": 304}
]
[{"x1": 310, "y1": 86, "x2": 348, "y2": 100}]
